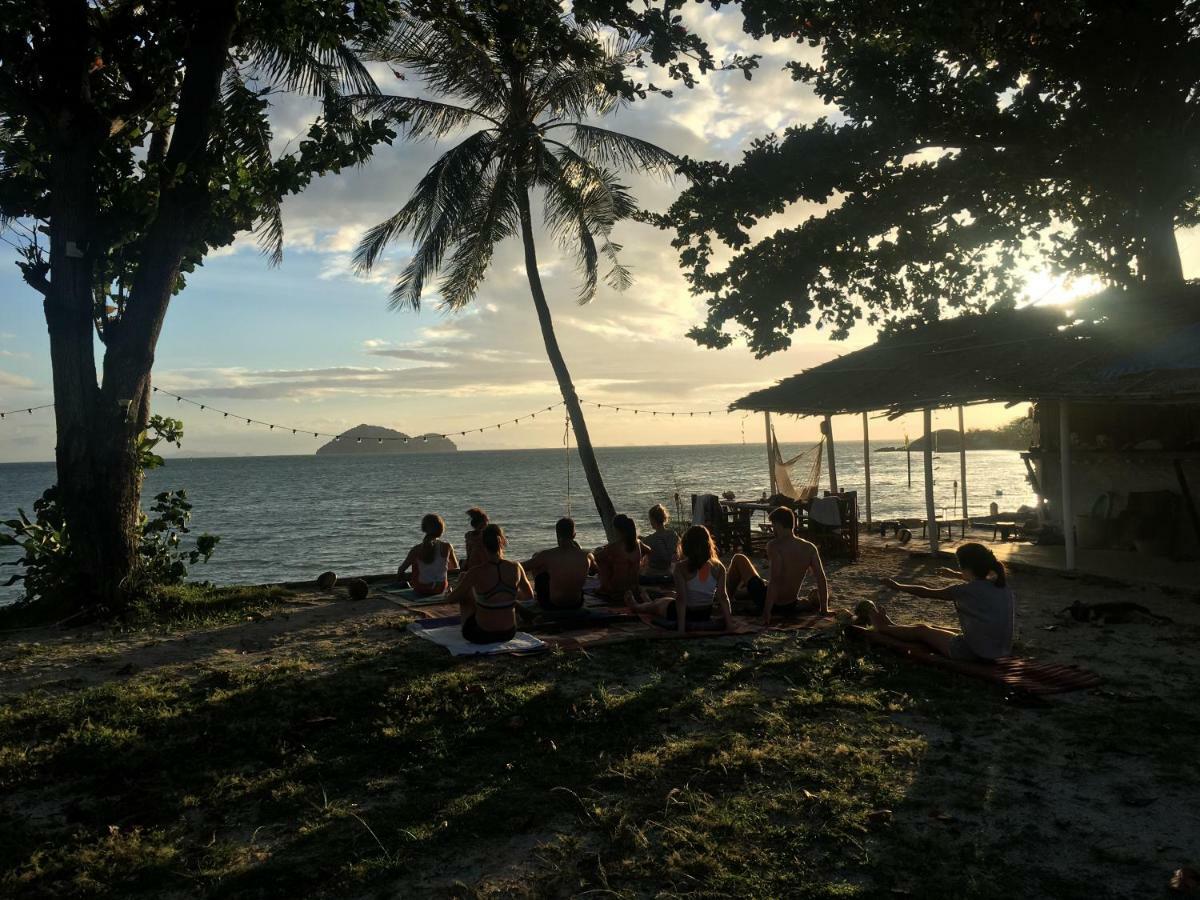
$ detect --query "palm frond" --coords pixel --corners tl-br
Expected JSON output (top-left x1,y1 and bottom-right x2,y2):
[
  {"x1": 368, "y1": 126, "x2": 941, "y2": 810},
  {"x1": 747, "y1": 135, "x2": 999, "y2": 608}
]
[
  {"x1": 254, "y1": 201, "x2": 285, "y2": 267},
  {"x1": 360, "y1": 17, "x2": 508, "y2": 116},
  {"x1": 246, "y1": 36, "x2": 376, "y2": 98},
  {"x1": 355, "y1": 130, "x2": 498, "y2": 283},
  {"x1": 347, "y1": 94, "x2": 497, "y2": 137},
  {"x1": 540, "y1": 146, "x2": 639, "y2": 303},
  {"x1": 437, "y1": 161, "x2": 520, "y2": 310},
  {"x1": 532, "y1": 32, "x2": 652, "y2": 120},
  {"x1": 556, "y1": 123, "x2": 679, "y2": 179}
]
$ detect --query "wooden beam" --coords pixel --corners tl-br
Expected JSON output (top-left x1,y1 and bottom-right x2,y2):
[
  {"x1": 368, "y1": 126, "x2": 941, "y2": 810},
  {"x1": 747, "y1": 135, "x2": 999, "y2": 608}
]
[
  {"x1": 924, "y1": 408, "x2": 939, "y2": 555},
  {"x1": 1060, "y1": 401, "x2": 1075, "y2": 570},
  {"x1": 958, "y1": 405, "x2": 969, "y2": 524},
  {"x1": 764, "y1": 411, "x2": 776, "y2": 497},
  {"x1": 824, "y1": 414, "x2": 839, "y2": 494},
  {"x1": 862, "y1": 411, "x2": 872, "y2": 526}
]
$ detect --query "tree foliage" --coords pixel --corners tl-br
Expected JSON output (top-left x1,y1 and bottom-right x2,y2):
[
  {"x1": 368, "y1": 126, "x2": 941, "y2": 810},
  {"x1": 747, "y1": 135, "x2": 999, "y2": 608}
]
[
  {"x1": 353, "y1": 2, "x2": 679, "y2": 309},
  {"x1": 0, "y1": 0, "x2": 396, "y2": 329},
  {"x1": 664, "y1": 0, "x2": 1200, "y2": 356}
]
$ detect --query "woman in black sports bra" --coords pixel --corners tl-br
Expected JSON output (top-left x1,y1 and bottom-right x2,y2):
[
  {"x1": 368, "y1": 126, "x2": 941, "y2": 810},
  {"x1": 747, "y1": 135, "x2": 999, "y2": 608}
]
[{"x1": 448, "y1": 523, "x2": 533, "y2": 644}]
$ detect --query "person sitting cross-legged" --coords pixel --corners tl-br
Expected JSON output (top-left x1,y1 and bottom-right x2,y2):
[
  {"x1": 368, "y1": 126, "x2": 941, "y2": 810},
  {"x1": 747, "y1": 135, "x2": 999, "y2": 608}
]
[
  {"x1": 523, "y1": 517, "x2": 595, "y2": 611},
  {"x1": 395, "y1": 513, "x2": 459, "y2": 596},
  {"x1": 726, "y1": 506, "x2": 830, "y2": 626},
  {"x1": 449, "y1": 524, "x2": 534, "y2": 644},
  {"x1": 630, "y1": 525, "x2": 732, "y2": 633},
  {"x1": 862, "y1": 543, "x2": 1015, "y2": 661}
]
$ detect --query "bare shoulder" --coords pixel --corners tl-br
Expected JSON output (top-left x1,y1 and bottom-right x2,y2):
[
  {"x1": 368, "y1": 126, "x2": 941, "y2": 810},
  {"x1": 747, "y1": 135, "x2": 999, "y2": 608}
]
[{"x1": 710, "y1": 559, "x2": 728, "y2": 575}]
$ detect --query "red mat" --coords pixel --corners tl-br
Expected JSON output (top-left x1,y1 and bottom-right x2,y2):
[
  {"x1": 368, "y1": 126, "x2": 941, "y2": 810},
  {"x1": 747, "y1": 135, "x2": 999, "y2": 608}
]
[{"x1": 844, "y1": 625, "x2": 1101, "y2": 695}]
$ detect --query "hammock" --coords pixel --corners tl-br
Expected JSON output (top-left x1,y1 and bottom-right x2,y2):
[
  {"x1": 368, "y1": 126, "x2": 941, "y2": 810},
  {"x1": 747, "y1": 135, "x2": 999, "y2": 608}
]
[{"x1": 773, "y1": 428, "x2": 823, "y2": 501}]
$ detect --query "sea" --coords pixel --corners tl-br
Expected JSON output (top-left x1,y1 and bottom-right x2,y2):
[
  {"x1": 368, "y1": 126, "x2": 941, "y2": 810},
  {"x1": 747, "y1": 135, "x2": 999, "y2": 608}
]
[{"x1": 0, "y1": 442, "x2": 1035, "y2": 604}]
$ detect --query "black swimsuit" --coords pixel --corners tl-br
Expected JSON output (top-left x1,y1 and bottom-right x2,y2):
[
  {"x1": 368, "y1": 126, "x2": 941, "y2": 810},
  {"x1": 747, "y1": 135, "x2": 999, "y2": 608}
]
[{"x1": 462, "y1": 562, "x2": 519, "y2": 644}]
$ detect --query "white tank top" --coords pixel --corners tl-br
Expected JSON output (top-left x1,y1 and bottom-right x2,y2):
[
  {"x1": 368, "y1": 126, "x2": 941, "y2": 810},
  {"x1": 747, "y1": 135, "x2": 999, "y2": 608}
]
[
  {"x1": 415, "y1": 543, "x2": 448, "y2": 584},
  {"x1": 684, "y1": 563, "x2": 717, "y2": 609}
]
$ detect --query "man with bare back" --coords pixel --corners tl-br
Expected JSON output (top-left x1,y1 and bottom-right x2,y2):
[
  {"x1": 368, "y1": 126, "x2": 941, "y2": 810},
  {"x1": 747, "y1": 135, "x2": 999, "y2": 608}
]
[
  {"x1": 727, "y1": 506, "x2": 830, "y2": 625},
  {"x1": 523, "y1": 517, "x2": 595, "y2": 611}
]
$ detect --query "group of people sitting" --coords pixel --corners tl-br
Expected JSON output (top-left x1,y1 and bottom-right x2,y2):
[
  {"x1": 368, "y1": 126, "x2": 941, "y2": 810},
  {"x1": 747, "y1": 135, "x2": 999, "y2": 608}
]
[{"x1": 395, "y1": 504, "x2": 1015, "y2": 661}]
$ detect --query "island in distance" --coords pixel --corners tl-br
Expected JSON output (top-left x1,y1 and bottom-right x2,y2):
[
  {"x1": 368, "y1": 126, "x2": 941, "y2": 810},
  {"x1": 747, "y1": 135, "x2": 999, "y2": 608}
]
[{"x1": 315, "y1": 424, "x2": 457, "y2": 455}]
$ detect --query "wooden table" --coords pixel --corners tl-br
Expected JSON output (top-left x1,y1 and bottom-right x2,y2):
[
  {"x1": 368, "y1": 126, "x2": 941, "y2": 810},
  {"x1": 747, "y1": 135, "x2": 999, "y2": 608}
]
[{"x1": 991, "y1": 521, "x2": 1019, "y2": 541}]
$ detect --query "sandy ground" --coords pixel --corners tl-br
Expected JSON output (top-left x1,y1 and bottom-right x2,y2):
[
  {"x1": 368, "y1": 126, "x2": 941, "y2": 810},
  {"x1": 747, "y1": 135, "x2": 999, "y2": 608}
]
[{"x1": 2, "y1": 546, "x2": 1198, "y2": 897}]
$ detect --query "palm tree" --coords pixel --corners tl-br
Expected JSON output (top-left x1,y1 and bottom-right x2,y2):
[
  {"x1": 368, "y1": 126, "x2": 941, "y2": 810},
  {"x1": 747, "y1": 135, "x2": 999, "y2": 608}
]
[{"x1": 351, "y1": 11, "x2": 677, "y2": 536}]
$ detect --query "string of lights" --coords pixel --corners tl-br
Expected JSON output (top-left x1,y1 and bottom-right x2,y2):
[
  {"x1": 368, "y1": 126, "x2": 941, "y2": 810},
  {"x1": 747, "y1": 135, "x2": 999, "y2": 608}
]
[
  {"x1": 590, "y1": 401, "x2": 730, "y2": 417},
  {"x1": 150, "y1": 388, "x2": 565, "y2": 441},
  {"x1": 0, "y1": 403, "x2": 55, "y2": 419},
  {"x1": 0, "y1": 391, "x2": 735, "y2": 436}
]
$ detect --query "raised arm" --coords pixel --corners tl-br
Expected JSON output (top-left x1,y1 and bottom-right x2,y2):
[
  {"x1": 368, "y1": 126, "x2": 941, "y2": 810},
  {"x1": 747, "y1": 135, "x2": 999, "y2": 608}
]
[
  {"x1": 762, "y1": 543, "x2": 785, "y2": 626},
  {"x1": 523, "y1": 550, "x2": 546, "y2": 576},
  {"x1": 673, "y1": 564, "x2": 689, "y2": 634},
  {"x1": 396, "y1": 546, "x2": 417, "y2": 580},
  {"x1": 881, "y1": 577, "x2": 957, "y2": 601},
  {"x1": 513, "y1": 562, "x2": 534, "y2": 602},
  {"x1": 714, "y1": 562, "x2": 733, "y2": 626},
  {"x1": 809, "y1": 546, "x2": 830, "y2": 614}
]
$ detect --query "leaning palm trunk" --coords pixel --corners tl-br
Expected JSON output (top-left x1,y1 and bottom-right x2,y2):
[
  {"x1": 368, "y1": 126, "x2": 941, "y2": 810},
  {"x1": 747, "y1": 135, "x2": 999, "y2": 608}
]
[{"x1": 517, "y1": 189, "x2": 616, "y2": 535}]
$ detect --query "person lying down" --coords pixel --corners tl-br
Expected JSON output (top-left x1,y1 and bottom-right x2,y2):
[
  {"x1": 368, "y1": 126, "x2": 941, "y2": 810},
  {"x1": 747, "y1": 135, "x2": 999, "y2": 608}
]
[{"x1": 859, "y1": 543, "x2": 1015, "y2": 662}]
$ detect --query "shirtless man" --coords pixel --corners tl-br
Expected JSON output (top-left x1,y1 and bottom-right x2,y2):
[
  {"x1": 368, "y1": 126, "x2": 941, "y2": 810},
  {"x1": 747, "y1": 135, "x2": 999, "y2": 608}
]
[
  {"x1": 523, "y1": 517, "x2": 595, "y2": 611},
  {"x1": 727, "y1": 506, "x2": 830, "y2": 625}
]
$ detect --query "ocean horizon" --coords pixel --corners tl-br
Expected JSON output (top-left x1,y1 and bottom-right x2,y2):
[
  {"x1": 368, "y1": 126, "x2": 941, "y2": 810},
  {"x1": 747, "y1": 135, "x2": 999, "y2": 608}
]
[{"x1": 1, "y1": 441, "x2": 1035, "y2": 604}]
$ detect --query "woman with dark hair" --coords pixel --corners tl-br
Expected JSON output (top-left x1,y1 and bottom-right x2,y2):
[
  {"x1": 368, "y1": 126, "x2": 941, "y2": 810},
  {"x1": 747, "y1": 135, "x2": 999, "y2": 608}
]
[
  {"x1": 463, "y1": 507, "x2": 490, "y2": 570},
  {"x1": 396, "y1": 513, "x2": 459, "y2": 596},
  {"x1": 594, "y1": 513, "x2": 650, "y2": 599},
  {"x1": 631, "y1": 525, "x2": 732, "y2": 633},
  {"x1": 449, "y1": 523, "x2": 534, "y2": 644},
  {"x1": 864, "y1": 542, "x2": 1014, "y2": 660}
]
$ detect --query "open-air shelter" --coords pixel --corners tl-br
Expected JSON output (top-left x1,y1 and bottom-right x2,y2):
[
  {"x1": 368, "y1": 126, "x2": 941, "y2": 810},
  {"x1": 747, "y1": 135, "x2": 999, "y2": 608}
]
[{"x1": 731, "y1": 284, "x2": 1200, "y2": 582}]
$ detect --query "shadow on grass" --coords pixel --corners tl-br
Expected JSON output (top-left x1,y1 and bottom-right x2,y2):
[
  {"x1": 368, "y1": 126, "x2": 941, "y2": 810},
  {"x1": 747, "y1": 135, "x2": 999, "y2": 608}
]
[{"x1": 3, "y1": 592, "x2": 1197, "y2": 899}]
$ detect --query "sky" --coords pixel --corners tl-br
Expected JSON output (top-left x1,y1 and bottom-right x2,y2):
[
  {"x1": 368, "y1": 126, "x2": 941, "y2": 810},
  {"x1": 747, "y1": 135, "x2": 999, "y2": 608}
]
[{"x1": 2, "y1": 9, "x2": 1198, "y2": 463}]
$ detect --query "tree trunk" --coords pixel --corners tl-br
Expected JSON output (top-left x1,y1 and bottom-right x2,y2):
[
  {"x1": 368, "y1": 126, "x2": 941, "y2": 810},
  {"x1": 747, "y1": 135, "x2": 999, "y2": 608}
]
[
  {"x1": 1135, "y1": 199, "x2": 1184, "y2": 287},
  {"x1": 517, "y1": 188, "x2": 617, "y2": 538},
  {"x1": 38, "y1": 0, "x2": 237, "y2": 612}
]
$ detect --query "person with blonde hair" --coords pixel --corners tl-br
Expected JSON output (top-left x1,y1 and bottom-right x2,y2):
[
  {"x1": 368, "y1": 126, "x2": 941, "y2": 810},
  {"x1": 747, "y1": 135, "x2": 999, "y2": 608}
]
[
  {"x1": 641, "y1": 503, "x2": 680, "y2": 585},
  {"x1": 396, "y1": 513, "x2": 459, "y2": 596}
]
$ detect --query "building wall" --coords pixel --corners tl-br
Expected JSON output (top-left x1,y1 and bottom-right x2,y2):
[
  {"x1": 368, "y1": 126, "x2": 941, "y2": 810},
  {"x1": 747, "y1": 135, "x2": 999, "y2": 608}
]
[{"x1": 1033, "y1": 402, "x2": 1200, "y2": 557}]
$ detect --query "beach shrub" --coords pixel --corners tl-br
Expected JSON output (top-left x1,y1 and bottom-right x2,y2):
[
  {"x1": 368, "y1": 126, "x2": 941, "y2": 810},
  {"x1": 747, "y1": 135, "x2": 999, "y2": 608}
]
[{"x1": 0, "y1": 417, "x2": 219, "y2": 613}]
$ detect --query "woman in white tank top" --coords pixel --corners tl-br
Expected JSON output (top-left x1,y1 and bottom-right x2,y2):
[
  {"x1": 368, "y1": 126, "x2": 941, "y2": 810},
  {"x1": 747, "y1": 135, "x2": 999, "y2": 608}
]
[{"x1": 397, "y1": 514, "x2": 460, "y2": 596}]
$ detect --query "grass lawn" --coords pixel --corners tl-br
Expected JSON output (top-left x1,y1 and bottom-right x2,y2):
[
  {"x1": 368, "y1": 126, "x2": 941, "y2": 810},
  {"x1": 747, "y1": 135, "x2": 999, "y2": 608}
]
[{"x1": 1, "y1": 552, "x2": 1197, "y2": 898}]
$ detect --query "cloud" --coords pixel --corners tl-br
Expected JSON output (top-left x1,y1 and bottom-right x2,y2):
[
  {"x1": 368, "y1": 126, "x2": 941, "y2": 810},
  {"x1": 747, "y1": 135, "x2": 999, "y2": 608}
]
[{"x1": 0, "y1": 369, "x2": 35, "y2": 389}]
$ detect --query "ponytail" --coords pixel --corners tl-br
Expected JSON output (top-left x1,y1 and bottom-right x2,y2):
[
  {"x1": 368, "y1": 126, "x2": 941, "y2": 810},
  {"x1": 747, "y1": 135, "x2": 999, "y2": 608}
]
[
  {"x1": 482, "y1": 523, "x2": 506, "y2": 555},
  {"x1": 955, "y1": 542, "x2": 1006, "y2": 587},
  {"x1": 419, "y1": 513, "x2": 444, "y2": 564}
]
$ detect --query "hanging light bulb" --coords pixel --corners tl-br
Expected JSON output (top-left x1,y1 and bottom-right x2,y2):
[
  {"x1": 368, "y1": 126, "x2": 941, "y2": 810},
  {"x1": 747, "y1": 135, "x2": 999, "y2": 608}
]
[
  {"x1": 200, "y1": 405, "x2": 205, "y2": 410},
  {"x1": 269, "y1": 425, "x2": 274, "y2": 430},
  {"x1": 246, "y1": 418, "x2": 251, "y2": 425},
  {"x1": 356, "y1": 437, "x2": 362, "y2": 443},
  {"x1": 402, "y1": 436, "x2": 408, "y2": 443},
  {"x1": 378, "y1": 438, "x2": 383, "y2": 445},
  {"x1": 422, "y1": 435, "x2": 428, "y2": 442},
  {"x1": 292, "y1": 429, "x2": 297, "y2": 435},
  {"x1": 334, "y1": 436, "x2": 340, "y2": 442}
]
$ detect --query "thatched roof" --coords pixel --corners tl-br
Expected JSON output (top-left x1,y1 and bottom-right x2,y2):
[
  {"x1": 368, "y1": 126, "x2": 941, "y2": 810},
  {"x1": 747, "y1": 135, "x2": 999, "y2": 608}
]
[{"x1": 733, "y1": 283, "x2": 1200, "y2": 417}]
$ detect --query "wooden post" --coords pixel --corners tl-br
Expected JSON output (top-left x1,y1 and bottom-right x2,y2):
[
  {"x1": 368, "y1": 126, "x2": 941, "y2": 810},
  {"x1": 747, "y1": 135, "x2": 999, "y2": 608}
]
[
  {"x1": 1060, "y1": 401, "x2": 1075, "y2": 570},
  {"x1": 958, "y1": 405, "x2": 969, "y2": 525},
  {"x1": 764, "y1": 411, "x2": 776, "y2": 497},
  {"x1": 924, "y1": 408, "x2": 939, "y2": 555},
  {"x1": 862, "y1": 411, "x2": 872, "y2": 526},
  {"x1": 824, "y1": 414, "x2": 839, "y2": 494}
]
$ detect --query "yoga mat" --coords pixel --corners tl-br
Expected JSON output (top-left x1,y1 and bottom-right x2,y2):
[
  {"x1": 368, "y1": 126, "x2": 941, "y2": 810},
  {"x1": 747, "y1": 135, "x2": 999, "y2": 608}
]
[
  {"x1": 844, "y1": 625, "x2": 1101, "y2": 695},
  {"x1": 408, "y1": 616, "x2": 546, "y2": 657},
  {"x1": 379, "y1": 583, "x2": 449, "y2": 605}
]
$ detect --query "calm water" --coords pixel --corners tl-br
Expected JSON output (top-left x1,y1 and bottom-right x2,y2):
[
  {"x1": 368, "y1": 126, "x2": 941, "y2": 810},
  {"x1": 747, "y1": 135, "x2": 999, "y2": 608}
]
[{"x1": 0, "y1": 442, "x2": 1034, "y2": 603}]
